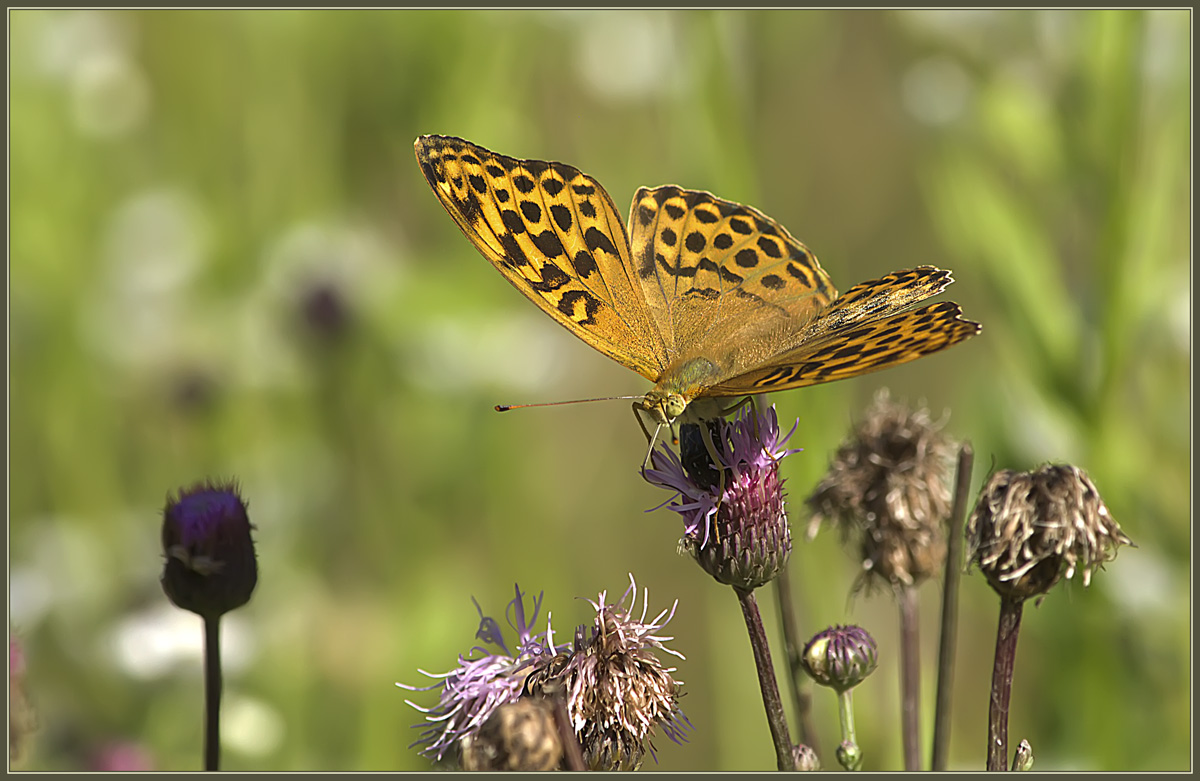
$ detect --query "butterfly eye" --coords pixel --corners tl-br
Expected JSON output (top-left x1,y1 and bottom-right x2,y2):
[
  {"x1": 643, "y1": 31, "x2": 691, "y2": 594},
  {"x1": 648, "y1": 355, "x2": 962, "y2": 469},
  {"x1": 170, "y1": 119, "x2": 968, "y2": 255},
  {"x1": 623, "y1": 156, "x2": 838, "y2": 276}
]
[{"x1": 664, "y1": 394, "x2": 687, "y2": 421}]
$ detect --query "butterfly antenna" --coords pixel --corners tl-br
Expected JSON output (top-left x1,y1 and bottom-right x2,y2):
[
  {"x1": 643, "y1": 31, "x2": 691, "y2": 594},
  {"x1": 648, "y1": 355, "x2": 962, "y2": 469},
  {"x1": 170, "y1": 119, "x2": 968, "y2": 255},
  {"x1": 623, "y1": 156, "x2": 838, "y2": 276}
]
[{"x1": 495, "y1": 396, "x2": 643, "y2": 413}]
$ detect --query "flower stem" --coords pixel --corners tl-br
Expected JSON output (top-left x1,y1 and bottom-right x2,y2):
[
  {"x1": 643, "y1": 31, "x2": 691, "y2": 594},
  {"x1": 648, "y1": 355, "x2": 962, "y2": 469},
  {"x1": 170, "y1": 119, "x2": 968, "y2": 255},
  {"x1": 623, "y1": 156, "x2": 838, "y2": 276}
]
[
  {"x1": 773, "y1": 568, "x2": 818, "y2": 751},
  {"x1": 549, "y1": 693, "x2": 586, "y2": 771},
  {"x1": 987, "y1": 596, "x2": 1024, "y2": 771},
  {"x1": 735, "y1": 587, "x2": 795, "y2": 771},
  {"x1": 836, "y1": 689, "x2": 862, "y2": 770},
  {"x1": 932, "y1": 443, "x2": 974, "y2": 770},
  {"x1": 898, "y1": 584, "x2": 921, "y2": 771},
  {"x1": 203, "y1": 615, "x2": 222, "y2": 771}
]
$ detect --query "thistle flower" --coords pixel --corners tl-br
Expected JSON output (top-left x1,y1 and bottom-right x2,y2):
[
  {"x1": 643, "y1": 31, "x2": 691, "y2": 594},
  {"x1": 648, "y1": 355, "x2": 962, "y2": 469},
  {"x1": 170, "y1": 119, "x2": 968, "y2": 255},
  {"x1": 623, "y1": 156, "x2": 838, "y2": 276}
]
[
  {"x1": 645, "y1": 405, "x2": 799, "y2": 591},
  {"x1": 806, "y1": 390, "x2": 955, "y2": 591},
  {"x1": 160, "y1": 480, "x2": 257, "y2": 620},
  {"x1": 460, "y1": 698, "x2": 563, "y2": 772},
  {"x1": 403, "y1": 578, "x2": 689, "y2": 771},
  {"x1": 966, "y1": 464, "x2": 1133, "y2": 602},
  {"x1": 801, "y1": 625, "x2": 879, "y2": 694},
  {"x1": 554, "y1": 576, "x2": 690, "y2": 771},
  {"x1": 399, "y1": 585, "x2": 563, "y2": 766}
]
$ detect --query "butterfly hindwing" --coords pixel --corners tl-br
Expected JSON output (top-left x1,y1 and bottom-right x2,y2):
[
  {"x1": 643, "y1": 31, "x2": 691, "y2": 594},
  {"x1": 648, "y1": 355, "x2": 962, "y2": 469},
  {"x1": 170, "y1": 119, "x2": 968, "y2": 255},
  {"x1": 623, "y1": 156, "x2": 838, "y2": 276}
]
[
  {"x1": 415, "y1": 135, "x2": 666, "y2": 381},
  {"x1": 706, "y1": 270, "x2": 981, "y2": 395}
]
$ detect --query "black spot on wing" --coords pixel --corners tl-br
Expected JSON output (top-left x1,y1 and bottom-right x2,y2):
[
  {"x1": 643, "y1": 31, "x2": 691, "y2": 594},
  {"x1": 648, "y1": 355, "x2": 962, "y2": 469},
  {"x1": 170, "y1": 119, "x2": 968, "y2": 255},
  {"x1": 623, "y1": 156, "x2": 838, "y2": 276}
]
[
  {"x1": 584, "y1": 226, "x2": 618, "y2": 256},
  {"x1": 529, "y1": 262, "x2": 571, "y2": 293},
  {"x1": 501, "y1": 209, "x2": 526, "y2": 235},
  {"x1": 550, "y1": 204, "x2": 572, "y2": 232},
  {"x1": 572, "y1": 250, "x2": 598, "y2": 278},
  {"x1": 531, "y1": 230, "x2": 565, "y2": 258},
  {"x1": 520, "y1": 201, "x2": 542, "y2": 223},
  {"x1": 558, "y1": 289, "x2": 602, "y2": 325}
]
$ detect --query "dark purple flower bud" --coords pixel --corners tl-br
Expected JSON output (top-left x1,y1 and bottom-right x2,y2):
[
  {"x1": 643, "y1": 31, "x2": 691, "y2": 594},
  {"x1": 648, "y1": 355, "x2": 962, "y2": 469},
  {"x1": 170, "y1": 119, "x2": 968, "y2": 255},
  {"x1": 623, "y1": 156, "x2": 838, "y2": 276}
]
[
  {"x1": 801, "y1": 625, "x2": 879, "y2": 693},
  {"x1": 160, "y1": 480, "x2": 258, "y2": 620}
]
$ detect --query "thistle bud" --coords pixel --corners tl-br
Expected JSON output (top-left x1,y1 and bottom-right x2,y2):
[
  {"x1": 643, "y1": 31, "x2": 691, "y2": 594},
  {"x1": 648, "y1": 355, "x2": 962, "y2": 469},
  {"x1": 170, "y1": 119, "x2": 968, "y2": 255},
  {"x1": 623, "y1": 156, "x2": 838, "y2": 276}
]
[
  {"x1": 801, "y1": 625, "x2": 879, "y2": 693},
  {"x1": 160, "y1": 480, "x2": 258, "y2": 620}
]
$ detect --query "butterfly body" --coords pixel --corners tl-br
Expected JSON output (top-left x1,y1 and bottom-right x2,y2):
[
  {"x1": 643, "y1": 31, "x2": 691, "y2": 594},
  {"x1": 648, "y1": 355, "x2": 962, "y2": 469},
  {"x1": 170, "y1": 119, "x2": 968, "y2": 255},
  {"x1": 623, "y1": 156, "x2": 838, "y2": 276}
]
[{"x1": 414, "y1": 135, "x2": 980, "y2": 429}]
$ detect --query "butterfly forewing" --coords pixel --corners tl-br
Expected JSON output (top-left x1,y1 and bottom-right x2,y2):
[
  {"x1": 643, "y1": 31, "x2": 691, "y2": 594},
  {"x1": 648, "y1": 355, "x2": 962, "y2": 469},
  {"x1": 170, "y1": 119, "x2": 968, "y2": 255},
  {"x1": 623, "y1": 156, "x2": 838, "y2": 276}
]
[
  {"x1": 629, "y1": 186, "x2": 839, "y2": 380},
  {"x1": 415, "y1": 135, "x2": 667, "y2": 381}
]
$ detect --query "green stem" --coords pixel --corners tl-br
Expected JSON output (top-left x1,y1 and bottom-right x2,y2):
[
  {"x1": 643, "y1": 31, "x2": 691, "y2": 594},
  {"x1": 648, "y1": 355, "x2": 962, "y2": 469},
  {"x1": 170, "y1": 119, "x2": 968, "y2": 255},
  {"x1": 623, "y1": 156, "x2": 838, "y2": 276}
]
[
  {"x1": 203, "y1": 615, "x2": 222, "y2": 771},
  {"x1": 836, "y1": 689, "x2": 862, "y2": 771}
]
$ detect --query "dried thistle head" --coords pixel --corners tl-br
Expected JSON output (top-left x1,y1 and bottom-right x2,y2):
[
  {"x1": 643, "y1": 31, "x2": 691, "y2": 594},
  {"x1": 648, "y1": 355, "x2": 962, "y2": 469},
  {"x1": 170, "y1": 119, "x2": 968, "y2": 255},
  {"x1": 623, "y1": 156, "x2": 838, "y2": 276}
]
[
  {"x1": 558, "y1": 578, "x2": 690, "y2": 771},
  {"x1": 806, "y1": 390, "x2": 956, "y2": 591},
  {"x1": 965, "y1": 464, "x2": 1133, "y2": 602}
]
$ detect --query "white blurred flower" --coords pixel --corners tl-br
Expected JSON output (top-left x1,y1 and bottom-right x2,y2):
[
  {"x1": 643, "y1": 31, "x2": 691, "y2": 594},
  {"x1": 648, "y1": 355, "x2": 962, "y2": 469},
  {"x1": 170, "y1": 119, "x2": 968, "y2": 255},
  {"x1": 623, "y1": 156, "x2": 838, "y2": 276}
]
[
  {"x1": 901, "y1": 55, "x2": 973, "y2": 126},
  {"x1": 553, "y1": 11, "x2": 685, "y2": 102}
]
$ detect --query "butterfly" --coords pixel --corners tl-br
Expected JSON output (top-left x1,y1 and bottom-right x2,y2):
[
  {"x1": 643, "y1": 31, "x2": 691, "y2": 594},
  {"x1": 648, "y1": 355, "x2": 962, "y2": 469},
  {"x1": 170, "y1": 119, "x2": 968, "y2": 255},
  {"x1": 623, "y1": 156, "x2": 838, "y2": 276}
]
[{"x1": 414, "y1": 135, "x2": 980, "y2": 447}]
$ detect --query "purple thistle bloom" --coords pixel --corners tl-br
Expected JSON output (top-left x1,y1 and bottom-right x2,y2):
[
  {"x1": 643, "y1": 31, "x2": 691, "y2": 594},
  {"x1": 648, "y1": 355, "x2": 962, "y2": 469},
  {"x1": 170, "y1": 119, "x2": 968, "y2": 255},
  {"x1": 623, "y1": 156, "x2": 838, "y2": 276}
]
[
  {"x1": 645, "y1": 405, "x2": 800, "y2": 590},
  {"x1": 399, "y1": 585, "x2": 566, "y2": 765},
  {"x1": 160, "y1": 479, "x2": 257, "y2": 620},
  {"x1": 402, "y1": 578, "x2": 690, "y2": 771}
]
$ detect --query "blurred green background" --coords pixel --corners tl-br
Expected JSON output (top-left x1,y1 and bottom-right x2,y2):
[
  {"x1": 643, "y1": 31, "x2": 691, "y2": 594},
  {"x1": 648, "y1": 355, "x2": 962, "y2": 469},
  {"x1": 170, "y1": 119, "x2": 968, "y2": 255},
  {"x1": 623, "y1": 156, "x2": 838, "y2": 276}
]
[{"x1": 8, "y1": 9, "x2": 1190, "y2": 772}]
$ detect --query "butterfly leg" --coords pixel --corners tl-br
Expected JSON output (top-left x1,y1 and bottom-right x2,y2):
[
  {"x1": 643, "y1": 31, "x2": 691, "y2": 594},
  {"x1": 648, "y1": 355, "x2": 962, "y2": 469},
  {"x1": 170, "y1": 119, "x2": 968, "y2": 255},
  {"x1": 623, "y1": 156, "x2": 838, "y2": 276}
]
[
  {"x1": 694, "y1": 418, "x2": 728, "y2": 544},
  {"x1": 633, "y1": 403, "x2": 666, "y2": 471}
]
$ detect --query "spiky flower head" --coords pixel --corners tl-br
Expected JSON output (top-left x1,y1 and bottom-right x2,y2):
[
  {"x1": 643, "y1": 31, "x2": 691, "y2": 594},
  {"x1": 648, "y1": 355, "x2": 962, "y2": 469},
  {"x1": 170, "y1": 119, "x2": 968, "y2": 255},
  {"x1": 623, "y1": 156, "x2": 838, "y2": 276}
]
[
  {"x1": 160, "y1": 479, "x2": 257, "y2": 620},
  {"x1": 402, "y1": 578, "x2": 689, "y2": 771},
  {"x1": 806, "y1": 390, "x2": 955, "y2": 592},
  {"x1": 966, "y1": 464, "x2": 1132, "y2": 602},
  {"x1": 645, "y1": 405, "x2": 799, "y2": 591},
  {"x1": 801, "y1": 625, "x2": 879, "y2": 693},
  {"x1": 399, "y1": 585, "x2": 563, "y2": 767},
  {"x1": 542, "y1": 576, "x2": 691, "y2": 771}
]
